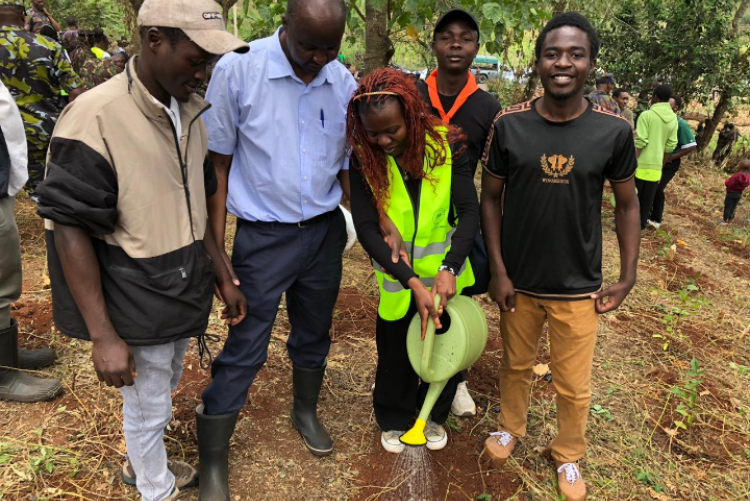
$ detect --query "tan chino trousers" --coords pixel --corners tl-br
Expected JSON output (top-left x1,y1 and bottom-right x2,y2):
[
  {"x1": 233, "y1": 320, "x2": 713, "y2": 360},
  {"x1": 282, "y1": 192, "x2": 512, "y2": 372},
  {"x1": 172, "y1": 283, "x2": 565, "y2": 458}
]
[{"x1": 498, "y1": 293, "x2": 599, "y2": 463}]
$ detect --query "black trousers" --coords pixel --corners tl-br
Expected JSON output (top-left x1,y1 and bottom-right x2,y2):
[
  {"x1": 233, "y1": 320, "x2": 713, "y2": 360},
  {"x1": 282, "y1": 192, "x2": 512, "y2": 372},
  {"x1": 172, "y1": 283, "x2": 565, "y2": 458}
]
[
  {"x1": 724, "y1": 192, "x2": 743, "y2": 221},
  {"x1": 373, "y1": 300, "x2": 459, "y2": 431},
  {"x1": 650, "y1": 161, "x2": 680, "y2": 224},
  {"x1": 635, "y1": 178, "x2": 660, "y2": 229},
  {"x1": 202, "y1": 209, "x2": 347, "y2": 415}
]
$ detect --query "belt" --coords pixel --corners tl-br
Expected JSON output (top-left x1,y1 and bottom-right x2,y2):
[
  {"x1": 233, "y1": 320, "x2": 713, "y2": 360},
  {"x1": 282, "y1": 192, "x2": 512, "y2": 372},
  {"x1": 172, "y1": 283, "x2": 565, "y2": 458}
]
[{"x1": 239, "y1": 209, "x2": 337, "y2": 228}]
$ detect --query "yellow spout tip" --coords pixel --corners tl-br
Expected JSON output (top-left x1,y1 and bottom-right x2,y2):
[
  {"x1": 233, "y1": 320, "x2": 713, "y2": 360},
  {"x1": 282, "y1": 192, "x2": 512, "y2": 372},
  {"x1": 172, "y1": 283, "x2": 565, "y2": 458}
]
[{"x1": 399, "y1": 419, "x2": 428, "y2": 447}]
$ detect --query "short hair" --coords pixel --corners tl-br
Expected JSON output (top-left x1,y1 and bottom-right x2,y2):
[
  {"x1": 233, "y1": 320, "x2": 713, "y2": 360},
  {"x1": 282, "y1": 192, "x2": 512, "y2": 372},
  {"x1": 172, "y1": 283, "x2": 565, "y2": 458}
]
[
  {"x1": 287, "y1": 0, "x2": 346, "y2": 23},
  {"x1": 139, "y1": 26, "x2": 189, "y2": 47},
  {"x1": 67, "y1": 17, "x2": 77, "y2": 27},
  {"x1": 613, "y1": 88, "x2": 628, "y2": 98},
  {"x1": 671, "y1": 95, "x2": 683, "y2": 110},
  {"x1": 583, "y1": 85, "x2": 595, "y2": 95},
  {"x1": 535, "y1": 12, "x2": 600, "y2": 61},
  {"x1": 653, "y1": 84, "x2": 673, "y2": 103}
]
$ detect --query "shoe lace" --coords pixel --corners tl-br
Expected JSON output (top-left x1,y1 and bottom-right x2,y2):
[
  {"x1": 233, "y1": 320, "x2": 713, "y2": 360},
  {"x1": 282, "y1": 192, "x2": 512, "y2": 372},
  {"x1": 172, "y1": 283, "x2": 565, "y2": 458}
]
[
  {"x1": 557, "y1": 462, "x2": 582, "y2": 486},
  {"x1": 386, "y1": 430, "x2": 404, "y2": 441},
  {"x1": 489, "y1": 431, "x2": 514, "y2": 447},
  {"x1": 425, "y1": 420, "x2": 438, "y2": 434}
]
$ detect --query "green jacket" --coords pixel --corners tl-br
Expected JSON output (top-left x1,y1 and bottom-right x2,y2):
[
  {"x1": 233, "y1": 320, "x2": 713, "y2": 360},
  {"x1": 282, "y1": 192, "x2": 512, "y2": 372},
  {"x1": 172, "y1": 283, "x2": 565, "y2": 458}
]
[{"x1": 635, "y1": 102, "x2": 678, "y2": 182}]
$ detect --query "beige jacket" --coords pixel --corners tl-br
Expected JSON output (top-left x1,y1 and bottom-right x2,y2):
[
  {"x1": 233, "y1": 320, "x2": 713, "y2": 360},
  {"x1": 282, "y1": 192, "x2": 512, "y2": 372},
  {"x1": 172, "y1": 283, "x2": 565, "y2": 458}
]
[{"x1": 37, "y1": 57, "x2": 217, "y2": 345}]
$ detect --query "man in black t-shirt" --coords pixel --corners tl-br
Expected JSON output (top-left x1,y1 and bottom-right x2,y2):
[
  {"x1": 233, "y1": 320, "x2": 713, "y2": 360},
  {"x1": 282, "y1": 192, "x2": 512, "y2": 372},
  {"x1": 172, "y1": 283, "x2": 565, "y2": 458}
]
[
  {"x1": 419, "y1": 8, "x2": 501, "y2": 418},
  {"x1": 417, "y1": 9, "x2": 501, "y2": 174},
  {"x1": 481, "y1": 13, "x2": 640, "y2": 501}
]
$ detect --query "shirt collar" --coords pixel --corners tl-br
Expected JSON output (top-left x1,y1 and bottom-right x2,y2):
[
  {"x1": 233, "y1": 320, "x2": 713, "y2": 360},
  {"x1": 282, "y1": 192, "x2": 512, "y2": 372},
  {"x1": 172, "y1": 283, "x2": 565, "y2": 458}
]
[
  {"x1": 125, "y1": 56, "x2": 208, "y2": 123},
  {"x1": 267, "y1": 27, "x2": 336, "y2": 86}
]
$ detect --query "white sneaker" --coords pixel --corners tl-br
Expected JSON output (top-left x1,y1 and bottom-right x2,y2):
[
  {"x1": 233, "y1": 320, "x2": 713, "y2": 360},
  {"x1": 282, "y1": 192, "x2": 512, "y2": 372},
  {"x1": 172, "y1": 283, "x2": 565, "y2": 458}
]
[
  {"x1": 451, "y1": 381, "x2": 476, "y2": 417},
  {"x1": 647, "y1": 219, "x2": 661, "y2": 229},
  {"x1": 425, "y1": 419, "x2": 448, "y2": 450},
  {"x1": 381, "y1": 430, "x2": 405, "y2": 454}
]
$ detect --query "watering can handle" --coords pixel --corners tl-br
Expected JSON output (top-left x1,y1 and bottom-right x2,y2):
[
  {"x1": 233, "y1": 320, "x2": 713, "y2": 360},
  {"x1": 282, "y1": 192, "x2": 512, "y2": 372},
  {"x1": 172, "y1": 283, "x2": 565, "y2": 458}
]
[{"x1": 421, "y1": 294, "x2": 442, "y2": 373}]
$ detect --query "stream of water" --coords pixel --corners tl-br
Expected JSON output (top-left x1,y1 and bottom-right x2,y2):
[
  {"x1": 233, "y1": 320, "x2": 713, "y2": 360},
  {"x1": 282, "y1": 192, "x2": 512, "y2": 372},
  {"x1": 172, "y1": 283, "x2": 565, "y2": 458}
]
[{"x1": 386, "y1": 446, "x2": 435, "y2": 501}]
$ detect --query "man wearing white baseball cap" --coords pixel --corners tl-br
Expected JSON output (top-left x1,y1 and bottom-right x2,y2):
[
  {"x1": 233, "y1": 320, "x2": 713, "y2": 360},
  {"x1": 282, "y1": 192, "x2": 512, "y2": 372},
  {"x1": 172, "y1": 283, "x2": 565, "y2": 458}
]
[{"x1": 35, "y1": 1, "x2": 248, "y2": 501}]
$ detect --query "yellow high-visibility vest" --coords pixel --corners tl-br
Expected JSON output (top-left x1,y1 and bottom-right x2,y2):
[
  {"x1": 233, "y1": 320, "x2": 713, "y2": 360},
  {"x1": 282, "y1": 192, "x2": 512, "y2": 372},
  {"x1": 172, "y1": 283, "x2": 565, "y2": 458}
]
[
  {"x1": 91, "y1": 47, "x2": 106, "y2": 59},
  {"x1": 373, "y1": 129, "x2": 475, "y2": 321}
]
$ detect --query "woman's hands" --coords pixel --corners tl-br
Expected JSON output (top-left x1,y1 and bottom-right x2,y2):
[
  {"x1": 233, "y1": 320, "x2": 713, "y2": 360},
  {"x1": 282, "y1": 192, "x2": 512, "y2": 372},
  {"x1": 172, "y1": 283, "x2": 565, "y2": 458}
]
[{"x1": 408, "y1": 277, "x2": 441, "y2": 341}]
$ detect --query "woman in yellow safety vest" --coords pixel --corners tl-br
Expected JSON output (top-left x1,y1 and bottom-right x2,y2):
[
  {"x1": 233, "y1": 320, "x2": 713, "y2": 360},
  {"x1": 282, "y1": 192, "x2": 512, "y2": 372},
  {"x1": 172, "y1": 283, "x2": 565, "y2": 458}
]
[{"x1": 346, "y1": 68, "x2": 479, "y2": 454}]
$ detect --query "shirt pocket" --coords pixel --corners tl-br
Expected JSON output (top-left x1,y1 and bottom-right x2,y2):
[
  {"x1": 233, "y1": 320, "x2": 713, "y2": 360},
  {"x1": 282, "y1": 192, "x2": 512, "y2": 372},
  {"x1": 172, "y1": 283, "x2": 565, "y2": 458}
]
[{"x1": 316, "y1": 120, "x2": 347, "y2": 168}]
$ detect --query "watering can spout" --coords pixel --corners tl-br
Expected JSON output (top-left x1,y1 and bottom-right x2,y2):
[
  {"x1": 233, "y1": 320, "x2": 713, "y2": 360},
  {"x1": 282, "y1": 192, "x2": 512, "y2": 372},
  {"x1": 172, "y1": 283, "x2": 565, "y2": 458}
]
[
  {"x1": 400, "y1": 380, "x2": 448, "y2": 447},
  {"x1": 401, "y1": 293, "x2": 489, "y2": 448}
]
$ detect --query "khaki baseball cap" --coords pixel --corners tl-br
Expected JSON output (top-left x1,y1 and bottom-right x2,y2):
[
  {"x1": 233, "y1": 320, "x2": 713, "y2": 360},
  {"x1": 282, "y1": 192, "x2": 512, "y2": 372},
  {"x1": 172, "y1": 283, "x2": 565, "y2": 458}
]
[{"x1": 138, "y1": 0, "x2": 249, "y2": 55}]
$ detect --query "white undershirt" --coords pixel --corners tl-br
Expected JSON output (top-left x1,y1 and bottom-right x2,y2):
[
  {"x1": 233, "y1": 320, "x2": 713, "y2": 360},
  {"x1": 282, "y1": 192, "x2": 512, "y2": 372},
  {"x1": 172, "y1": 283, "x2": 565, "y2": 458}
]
[
  {"x1": 0, "y1": 81, "x2": 28, "y2": 197},
  {"x1": 152, "y1": 96, "x2": 182, "y2": 145}
]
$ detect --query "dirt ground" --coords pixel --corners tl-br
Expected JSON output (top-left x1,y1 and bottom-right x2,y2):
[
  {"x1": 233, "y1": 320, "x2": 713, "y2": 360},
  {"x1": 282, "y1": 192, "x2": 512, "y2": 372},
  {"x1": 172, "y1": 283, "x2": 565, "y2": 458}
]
[{"x1": 1, "y1": 157, "x2": 749, "y2": 501}]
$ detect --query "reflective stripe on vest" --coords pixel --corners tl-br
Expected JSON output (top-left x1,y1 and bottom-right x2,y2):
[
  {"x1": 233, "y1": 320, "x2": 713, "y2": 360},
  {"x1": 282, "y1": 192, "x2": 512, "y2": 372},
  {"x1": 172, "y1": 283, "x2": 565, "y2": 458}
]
[
  {"x1": 373, "y1": 130, "x2": 475, "y2": 321},
  {"x1": 374, "y1": 259, "x2": 470, "y2": 293}
]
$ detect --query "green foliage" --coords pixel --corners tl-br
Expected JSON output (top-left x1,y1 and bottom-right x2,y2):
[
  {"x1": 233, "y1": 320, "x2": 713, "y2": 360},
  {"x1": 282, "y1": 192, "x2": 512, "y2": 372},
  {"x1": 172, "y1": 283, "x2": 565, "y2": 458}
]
[
  {"x1": 232, "y1": 0, "x2": 549, "y2": 63},
  {"x1": 596, "y1": 0, "x2": 748, "y2": 106},
  {"x1": 729, "y1": 361, "x2": 749, "y2": 376},
  {"x1": 47, "y1": 0, "x2": 130, "y2": 38},
  {"x1": 669, "y1": 357, "x2": 705, "y2": 430},
  {"x1": 634, "y1": 467, "x2": 664, "y2": 491},
  {"x1": 487, "y1": 77, "x2": 526, "y2": 107},
  {"x1": 653, "y1": 278, "x2": 710, "y2": 351},
  {"x1": 590, "y1": 403, "x2": 614, "y2": 421}
]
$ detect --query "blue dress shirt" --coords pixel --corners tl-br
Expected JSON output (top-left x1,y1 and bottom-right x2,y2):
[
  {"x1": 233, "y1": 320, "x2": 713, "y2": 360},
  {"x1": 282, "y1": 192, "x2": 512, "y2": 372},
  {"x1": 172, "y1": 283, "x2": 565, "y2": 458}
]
[{"x1": 203, "y1": 28, "x2": 358, "y2": 223}]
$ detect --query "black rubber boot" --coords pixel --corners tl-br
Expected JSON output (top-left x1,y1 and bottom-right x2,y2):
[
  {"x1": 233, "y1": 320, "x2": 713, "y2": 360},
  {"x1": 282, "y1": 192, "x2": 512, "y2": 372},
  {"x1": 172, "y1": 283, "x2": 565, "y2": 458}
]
[
  {"x1": 196, "y1": 404, "x2": 238, "y2": 501},
  {"x1": 0, "y1": 319, "x2": 62, "y2": 403},
  {"x1": 290, "y1": 364, "x2": 333, "y2": 457},
  {"x1": 19, "y1": 347, "x2": 57, "y2": 370}
]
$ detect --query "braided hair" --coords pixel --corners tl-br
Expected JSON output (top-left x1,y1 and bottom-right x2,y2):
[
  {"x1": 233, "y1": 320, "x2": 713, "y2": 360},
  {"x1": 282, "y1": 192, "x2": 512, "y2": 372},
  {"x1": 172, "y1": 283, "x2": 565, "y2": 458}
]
[{"x1": 346, "y1": 68, "x2": 464, "y2": 216}]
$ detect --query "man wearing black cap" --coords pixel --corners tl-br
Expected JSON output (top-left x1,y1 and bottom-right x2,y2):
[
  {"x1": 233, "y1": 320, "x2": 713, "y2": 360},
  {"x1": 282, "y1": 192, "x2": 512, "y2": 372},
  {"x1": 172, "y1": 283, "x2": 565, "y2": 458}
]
[
  {"x1": 587, "y1": 73, "x2": 620, "y2": 114},
  {"x1": 420, "y1": 8, "x2": 500, "y2": 418}
]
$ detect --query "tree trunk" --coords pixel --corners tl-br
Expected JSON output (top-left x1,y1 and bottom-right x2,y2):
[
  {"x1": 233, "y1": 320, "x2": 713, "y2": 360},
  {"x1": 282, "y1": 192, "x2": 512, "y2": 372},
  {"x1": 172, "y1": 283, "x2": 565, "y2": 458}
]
[
  {"x1": 700, "y1": 88, "x2": 731, "y2": 152},
  {"x1": 698, "y1": 0, "x2": 750, "y2": 151},
  {"x1": 364, "y1": 1, "x2": 393, "y2": 75},
  {"x1": 219, "y1": 0, "x2": 241, "y2": 25},
  {"x1": 523, "y1": 68, "x2": 539, "y2": 101}
]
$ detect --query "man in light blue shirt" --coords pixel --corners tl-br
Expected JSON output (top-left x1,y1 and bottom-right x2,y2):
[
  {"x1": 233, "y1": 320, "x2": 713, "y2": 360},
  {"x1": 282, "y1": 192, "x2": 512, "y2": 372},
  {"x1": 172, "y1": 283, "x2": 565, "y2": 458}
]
[{"x1": 197, "y1": 0, "x2": 356, "y2": 498}]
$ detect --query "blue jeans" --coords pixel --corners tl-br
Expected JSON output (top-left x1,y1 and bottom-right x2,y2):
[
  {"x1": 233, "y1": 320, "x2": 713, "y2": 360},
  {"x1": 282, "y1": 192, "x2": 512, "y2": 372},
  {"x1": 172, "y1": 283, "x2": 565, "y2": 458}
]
[{"x1": 202, "y1": 209, "x2": 347, "y2": 415}]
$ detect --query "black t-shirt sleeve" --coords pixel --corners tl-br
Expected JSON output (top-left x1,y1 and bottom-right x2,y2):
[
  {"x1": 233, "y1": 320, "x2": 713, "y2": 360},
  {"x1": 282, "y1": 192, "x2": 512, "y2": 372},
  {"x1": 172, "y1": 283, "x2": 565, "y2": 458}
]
[
  {"x1": 482, "y1": 117, "x2": 508, "y2": 178},
  {"x1": 443, "y1": 144, "x2": 479, "y2": 271},
  {"x1": 349, "y1": 158, "x2": 418, "y2": 287},
  {"x1": 605, "y1": 125, "x2": 638, "y2": 182}
]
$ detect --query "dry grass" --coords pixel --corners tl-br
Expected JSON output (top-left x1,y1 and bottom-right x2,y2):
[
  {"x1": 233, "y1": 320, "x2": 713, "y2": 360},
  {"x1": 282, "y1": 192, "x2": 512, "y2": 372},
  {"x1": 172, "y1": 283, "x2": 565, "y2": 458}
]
[{"x1": 1, "y1": 155, "x2": 749, "y2": 500}]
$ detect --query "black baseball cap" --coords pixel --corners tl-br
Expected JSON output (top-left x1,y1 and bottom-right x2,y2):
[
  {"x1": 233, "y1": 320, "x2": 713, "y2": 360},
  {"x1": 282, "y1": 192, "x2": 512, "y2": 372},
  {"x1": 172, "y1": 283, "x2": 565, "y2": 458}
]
[{"x1": 433, "y1": 9, "x2": 480, "y2": 42}]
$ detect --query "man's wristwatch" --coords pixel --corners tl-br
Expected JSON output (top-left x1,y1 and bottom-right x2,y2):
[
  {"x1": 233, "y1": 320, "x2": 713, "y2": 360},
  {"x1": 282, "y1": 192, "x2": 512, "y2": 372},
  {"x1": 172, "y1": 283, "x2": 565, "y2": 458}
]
[{"x1": 438, "y1": 265, "x2": 457, "y2": 276}]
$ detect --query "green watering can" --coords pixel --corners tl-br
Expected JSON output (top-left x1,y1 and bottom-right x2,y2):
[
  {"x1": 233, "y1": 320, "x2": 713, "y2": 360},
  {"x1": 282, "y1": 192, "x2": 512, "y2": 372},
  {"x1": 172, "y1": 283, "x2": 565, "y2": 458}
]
[{"x1": 400, "y1": 294, "x2": 488, "y2": 446}]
